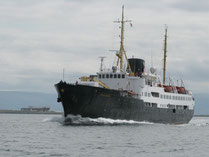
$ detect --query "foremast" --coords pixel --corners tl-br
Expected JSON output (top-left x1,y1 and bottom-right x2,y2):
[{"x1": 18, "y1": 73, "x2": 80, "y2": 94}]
[{"x1": 114, "y1": 6, "x2": 133, "y2": 75}]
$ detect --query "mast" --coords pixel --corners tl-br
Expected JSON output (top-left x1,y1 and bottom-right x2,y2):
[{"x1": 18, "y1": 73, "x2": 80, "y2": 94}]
[
  {"x1": 114, "y1": 6, "x2": 133, "y2": 74},
  {"x1": 163, "y1": 25, "x2": 168, "y2": 85}
]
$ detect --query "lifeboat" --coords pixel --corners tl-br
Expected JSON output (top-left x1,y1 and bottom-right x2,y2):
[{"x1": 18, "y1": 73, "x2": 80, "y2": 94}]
[
  {"x1": 127, "y1": 90, "x2": 137, "y2": 95},
  {"x1": 176, "y1": 87, "x2": 186, "y2": 94},
  {"x1": 158, "y1": 84, "x2": 162, "y2": 87},
  {"x1": 163, "y1": 85, "x2": 173, "y2": 92}
]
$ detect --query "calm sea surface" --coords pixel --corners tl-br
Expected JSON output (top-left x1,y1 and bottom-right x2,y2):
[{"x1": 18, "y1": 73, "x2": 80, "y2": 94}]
[{"x1": 0, "y1": 114, "x2": 209, "y2": 157}]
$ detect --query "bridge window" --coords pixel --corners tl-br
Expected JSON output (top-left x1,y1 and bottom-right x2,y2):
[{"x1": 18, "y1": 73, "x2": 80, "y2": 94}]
[
  {"x1": 122, "y1": 74, "x2": 125, "y2": 78},
  {"x1": 110, "y1": 74, "x2": 113, "y2": 78},
  {"x1": 114, "y1": 74, "x2": 117, "y2": 78},
  {"x1": 106, "y1": 74, "x2": 109, "y2": 79},
  {"x1": 118, "y1": 74, "x2": 121, "y2": 78}
]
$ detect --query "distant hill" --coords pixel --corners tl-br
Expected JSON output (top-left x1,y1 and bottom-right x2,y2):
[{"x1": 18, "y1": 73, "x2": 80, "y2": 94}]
[
  {"x1": 0, "y1": 91, "x2": 208, "y2": 115},
  {"x1": 0, "y1": 91, "x2": 62, "y2": 112}
]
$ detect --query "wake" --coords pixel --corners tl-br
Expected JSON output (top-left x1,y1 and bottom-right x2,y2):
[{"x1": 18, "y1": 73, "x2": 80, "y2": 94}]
[
  {"x1": 43, "y1": 115, "x2": 209, "y2": 127},
  {"x1": 188, "y1": 117, "x2": 209, "y2": 127},
  {"x1": 57, "y1": 114, "x2": 153, "y2": 126}
]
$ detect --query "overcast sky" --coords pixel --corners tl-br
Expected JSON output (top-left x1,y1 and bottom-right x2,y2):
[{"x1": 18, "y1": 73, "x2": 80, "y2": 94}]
[{"x1": 0, "y1": 0, "x2": 208, "y2": 95}]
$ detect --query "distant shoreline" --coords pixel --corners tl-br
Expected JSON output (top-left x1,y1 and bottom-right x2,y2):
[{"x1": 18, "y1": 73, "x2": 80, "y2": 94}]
[
  {"x1": 0, "y1": 110, "x2": 208, "y2": 117},
  {"x1": 0, "y1": 109, "x2": 62, "y2": 115},
  {"x1": 193, "y1": 115, "x2": 209, "y2": 117}
]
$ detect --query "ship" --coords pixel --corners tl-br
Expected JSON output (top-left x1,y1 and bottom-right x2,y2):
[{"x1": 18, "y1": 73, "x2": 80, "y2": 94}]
[
  {"x1": 20, "y1": 106, "x2": 50, "y2": 112},
  {"x1": 55, "y1": 6, "x2": 195, "y2": 124}
]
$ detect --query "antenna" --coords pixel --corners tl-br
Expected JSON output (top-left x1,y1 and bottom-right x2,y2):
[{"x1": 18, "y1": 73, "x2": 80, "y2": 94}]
[
  {"x1": 63, "y1": 68, "x2": 65, "y2": 81},
  {"x1": 99, "y1": 56, "x2": 106, "y2": 72},
  {"x1": 151, "y1": 51, "x2": 153, "y2": 67},
  {"x1": 163, "y1": 24, "x2": 168, "y2": 85}
]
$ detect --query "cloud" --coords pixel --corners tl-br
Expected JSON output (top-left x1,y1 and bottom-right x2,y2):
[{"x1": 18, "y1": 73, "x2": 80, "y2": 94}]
[
  {"x1": 0, "y1": 0, "x2": 208, "y2": 94},
  {"x1": 170, "y1": 0, "x2": 209, "y2": 12}
]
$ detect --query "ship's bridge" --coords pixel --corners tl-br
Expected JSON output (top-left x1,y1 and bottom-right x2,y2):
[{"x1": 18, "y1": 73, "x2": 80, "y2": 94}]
[
  {"x1": 98, "y1": 72, "x2": 126, "y2": 79},
  {"x1": 97, "y1": 71, "x2": 145, "y2": 94}
]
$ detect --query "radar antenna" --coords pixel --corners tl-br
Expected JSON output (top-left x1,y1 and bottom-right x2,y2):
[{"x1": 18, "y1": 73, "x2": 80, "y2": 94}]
[{"x1": 99, "y1": 56, "x2": 106, "y2": 72}]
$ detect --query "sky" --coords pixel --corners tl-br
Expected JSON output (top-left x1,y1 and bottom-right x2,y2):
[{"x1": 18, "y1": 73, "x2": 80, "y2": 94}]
[{"x1": 0, "y1": 0, "x2": 208, "y2": 96}]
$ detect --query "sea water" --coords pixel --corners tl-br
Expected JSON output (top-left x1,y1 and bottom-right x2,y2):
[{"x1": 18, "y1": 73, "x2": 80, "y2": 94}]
[{"x1": 0, "y1": 114, "x2": 209, "y2": 157}]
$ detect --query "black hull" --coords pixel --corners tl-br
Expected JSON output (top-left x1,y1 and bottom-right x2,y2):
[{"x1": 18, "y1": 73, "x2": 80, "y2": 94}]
[{"x1": 55, "y1": 81, "x2": 194, "y2": 124}]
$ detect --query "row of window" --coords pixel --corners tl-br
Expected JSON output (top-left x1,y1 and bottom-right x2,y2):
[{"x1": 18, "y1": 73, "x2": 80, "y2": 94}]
[
  {"x1": 160, "y1": 94, "x2": 192, "y2": 101},
  {"x1": 142, "y1": 92, "x2": 192, "y2": 101},
  {"x1": 158, "y1": 104, "x2": 188, "y2": 110},
  {"x1": 144, "y1": 102, "x2": 157, "y2": 107},
  {"x1": 98, "y1": 74, "x2": 125, "y2": 79}
]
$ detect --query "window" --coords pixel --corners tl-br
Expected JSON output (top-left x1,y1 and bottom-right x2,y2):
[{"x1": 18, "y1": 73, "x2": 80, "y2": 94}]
[
  {"x1": 99, "y1": 74, "x2": 101, "y2": 79},
  {"x1": 152, "y1": 103, "x2": 157, "y2": 107},
  {"x1": 118, "y1": 74, "x2": 121, "y2": 78},
  {"x1": 114, "y1": 74, "x2": 117, "y2": 78},
  {"x1": 168, "y1": 104, "x2": 175, "y2": 109},
  {"x1": 122, "y1": 74, "x2": 125, "y2": 78},
  {"x1": 148, "y1": 93, "x2": 151, "y2": 97},
  {"x1": 151, "y1": 92, "x2": 159, "y2": 98},
  {"x1": 145, "y1": 92, "x2": 147, "y2": 97},
  {"x1": 110, "y1": 74, "x2": 113, "y2": 78},
  {"x1": 106, "y1": 74, "x2": 109, "y2": 79},
  {"x1": 102, "y1": 74, "x2": 105, "y2": 78},
  {"x1": 145, "y1": 102, "x2": 153, "y2": 107}
]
